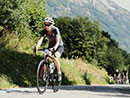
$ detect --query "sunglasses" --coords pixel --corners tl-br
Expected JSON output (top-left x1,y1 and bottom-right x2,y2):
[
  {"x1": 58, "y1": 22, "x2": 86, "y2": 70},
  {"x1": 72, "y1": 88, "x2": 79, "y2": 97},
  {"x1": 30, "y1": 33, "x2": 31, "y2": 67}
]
[{"x1": 44, "y1": 23, "x2": 51, "y2": 27}]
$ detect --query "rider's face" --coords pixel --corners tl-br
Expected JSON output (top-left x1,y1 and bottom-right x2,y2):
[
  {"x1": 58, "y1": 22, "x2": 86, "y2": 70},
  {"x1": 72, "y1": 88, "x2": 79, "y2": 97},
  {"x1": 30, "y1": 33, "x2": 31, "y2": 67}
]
[{"x1": 44, "y1": 22, "x2": 52, "y2": 31}]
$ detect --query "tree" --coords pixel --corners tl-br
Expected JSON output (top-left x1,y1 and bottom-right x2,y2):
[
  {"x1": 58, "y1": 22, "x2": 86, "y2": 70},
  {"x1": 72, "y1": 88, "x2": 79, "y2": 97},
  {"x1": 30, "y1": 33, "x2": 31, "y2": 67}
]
[
  {"x1": 54, "y1": 16, "x2": 129, "y2": 76},
  {"x1": 54, "y1": 16, "x2": 73, "y2": 58},
  {"x1": 0, "y1": 0, "x2": 22, "y2": 35},
  {"x1": 104, "y1": 47, "x2": 125, "y2": 74},
  {"x1": 0, "y1": 0, "x2": 47, "y2": 36}
]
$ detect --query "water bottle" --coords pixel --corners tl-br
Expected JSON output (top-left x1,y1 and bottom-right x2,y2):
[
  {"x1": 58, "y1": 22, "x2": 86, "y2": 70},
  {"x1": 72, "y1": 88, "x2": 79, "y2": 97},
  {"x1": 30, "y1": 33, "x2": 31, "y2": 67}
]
[{"x1": 49, "y1": 63, "x2": 55, "y2": 73}]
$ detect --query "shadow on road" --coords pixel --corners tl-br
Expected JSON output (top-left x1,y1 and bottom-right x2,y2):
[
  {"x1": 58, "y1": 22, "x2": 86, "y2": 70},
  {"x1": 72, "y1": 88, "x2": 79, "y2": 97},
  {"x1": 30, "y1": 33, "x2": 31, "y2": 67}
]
[
  {"x1": 1, "y1": 87, "x2": 38, "y2": 94},
  {"x1": 60, "y1": 85, "x2": 130, "y2": 97},
  {"x1": 1, "y1": 85, "x2": 130, "y2": 97}
]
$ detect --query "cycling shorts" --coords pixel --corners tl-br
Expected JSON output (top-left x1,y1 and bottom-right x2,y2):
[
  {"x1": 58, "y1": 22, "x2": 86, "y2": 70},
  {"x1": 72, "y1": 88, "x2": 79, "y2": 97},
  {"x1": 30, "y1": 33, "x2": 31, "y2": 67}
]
[{"x1": 55, "y1": 46, "x2": 64, "y2": 59}]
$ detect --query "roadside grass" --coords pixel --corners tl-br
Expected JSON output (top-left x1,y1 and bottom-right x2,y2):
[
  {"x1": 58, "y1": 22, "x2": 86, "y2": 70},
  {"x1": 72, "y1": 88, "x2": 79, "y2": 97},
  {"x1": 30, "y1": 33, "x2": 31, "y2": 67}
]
[
  {"x1": 60, "y1": 58, "x2": 86, "y2": 85},
  {"x1": 0, "y1": 74, "x2": 18, "y2": 89},
  {"x1": 60, "y1": 58, "x2": 109, "y2": 85},
  {"x1": 77, "y1": 59, "x2": 109, "y2": 85}
]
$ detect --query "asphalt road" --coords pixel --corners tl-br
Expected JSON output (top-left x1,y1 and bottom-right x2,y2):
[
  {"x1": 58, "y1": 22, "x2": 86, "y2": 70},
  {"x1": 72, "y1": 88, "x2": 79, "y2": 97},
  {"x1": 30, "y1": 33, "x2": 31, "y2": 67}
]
[{"x1": 0, "y1": 85, "x2": 130, "y2": 98}]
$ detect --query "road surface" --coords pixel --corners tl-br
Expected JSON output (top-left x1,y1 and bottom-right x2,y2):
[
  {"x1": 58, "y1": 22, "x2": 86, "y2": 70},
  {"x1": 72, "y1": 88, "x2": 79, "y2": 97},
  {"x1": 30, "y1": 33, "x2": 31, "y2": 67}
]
[{"x1": 0, "y1": 85, "x2": 130, "y2": 98}]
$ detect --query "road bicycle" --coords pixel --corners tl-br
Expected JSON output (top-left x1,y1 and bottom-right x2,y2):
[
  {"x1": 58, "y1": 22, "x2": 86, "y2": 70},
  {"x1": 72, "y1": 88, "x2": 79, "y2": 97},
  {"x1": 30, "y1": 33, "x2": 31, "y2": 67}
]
[
  {"x1": 122, "y1": 76, "x2": 129, "y2": 84},
  {"x1": 35, "y1": 49, "x2": 62, "y2": 94},
  {"x1": 114, "y1": 76, "x2": 121, "y2": 84}
]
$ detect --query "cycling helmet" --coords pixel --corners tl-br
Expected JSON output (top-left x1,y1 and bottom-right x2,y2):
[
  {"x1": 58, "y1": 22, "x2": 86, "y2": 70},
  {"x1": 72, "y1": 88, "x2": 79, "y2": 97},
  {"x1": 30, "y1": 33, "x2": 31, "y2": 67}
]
[
  {"x1": 44, "y1": 17, "x2": 54, "y2": 24},
  {"x1": 116, "y1": 69, "x2": 119, "y2": 72}
]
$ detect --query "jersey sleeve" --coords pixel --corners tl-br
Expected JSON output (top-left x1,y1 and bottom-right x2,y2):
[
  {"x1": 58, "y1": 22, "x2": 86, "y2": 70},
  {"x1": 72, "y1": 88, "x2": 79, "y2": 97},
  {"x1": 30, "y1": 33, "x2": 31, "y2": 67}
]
[{"x1": 55, "y1": 27, "x2": 61, "y2": 38}]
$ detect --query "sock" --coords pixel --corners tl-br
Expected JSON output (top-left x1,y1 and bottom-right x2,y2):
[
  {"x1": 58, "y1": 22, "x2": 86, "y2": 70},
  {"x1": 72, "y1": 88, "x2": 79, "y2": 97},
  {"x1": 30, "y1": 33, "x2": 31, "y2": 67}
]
[{"x1": 58, "y1": 71, "x2": 61, "y2": 75}]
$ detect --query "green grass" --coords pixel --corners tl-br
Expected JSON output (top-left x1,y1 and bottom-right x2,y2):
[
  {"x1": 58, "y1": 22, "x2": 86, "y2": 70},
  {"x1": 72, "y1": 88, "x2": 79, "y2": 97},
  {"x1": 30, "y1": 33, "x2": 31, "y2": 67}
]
[
  {"x1": 60, "y1": 58, "x2": 109, "y2": 85},
  {"x1": 60, "y1": 58, "x2": 86, "y2": 85},
  {"x1": 0, "y1": 74, "x2": 18, "y2": 89},
  {"x1": 81, "y1": 60, "x2": 109, "y2": 85}
]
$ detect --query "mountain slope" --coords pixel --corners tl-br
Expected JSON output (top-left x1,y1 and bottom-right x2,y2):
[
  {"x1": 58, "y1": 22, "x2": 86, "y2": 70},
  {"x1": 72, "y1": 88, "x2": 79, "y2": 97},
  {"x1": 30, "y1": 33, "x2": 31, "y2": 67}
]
[{"x1": 46, "y1": 0, "x2": 130, "y2": 53}]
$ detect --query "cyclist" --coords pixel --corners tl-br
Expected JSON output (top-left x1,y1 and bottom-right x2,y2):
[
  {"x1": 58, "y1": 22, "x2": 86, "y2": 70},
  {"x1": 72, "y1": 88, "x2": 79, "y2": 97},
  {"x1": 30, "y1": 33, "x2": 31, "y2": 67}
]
[
  {"x1": 122, "y1": 67, "x2": 128, "y2": 82},
  {"x1": 114, "y1": 69, "x2": 120, "y2": 83},
  {"x1": 34, "y1": 17, "x2": 64, "y2": 81}
]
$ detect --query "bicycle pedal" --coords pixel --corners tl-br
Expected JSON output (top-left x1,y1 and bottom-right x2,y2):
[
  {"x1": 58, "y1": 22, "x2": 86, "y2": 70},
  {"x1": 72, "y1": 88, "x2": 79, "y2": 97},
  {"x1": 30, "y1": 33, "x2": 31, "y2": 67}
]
[
  {"x1": 54, "y1": 74, "x2": 58, "y2": 77},
  {"x1": 53, "y1": 79, "x2": 56, "y2": 82}
]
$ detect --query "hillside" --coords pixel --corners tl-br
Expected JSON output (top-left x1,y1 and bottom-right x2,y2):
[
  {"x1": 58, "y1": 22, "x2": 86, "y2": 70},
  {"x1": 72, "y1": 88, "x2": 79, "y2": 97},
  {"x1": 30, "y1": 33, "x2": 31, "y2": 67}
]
[
  {"x1": 46, "y1": 0, "x2": 130, "y2": 53},
  {"x1": 0, "y1": 33, "x2": 109, "y2": 89},
  {"x1": 60, "y1": 58, "x2": 109, "y2": 85}
]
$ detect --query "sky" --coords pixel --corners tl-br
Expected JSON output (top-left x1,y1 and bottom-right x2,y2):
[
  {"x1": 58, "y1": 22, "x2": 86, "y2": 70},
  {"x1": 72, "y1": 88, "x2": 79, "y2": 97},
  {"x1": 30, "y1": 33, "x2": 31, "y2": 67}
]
[{"x1": 111, "y1": 0, "x2": 130, "y2": 11}]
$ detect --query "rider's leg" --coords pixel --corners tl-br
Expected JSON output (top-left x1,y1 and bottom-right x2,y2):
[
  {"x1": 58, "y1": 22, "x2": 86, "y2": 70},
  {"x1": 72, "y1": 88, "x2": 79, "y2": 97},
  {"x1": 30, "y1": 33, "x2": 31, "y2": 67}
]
[
  {"x1": 53, "y1": 46, "x2": 64, "y2": 81},
  {"x1": 43, "y1": 57, "x2": 47, "y2": 81},
  {"x1": 44, "y1": 64, "x2": 46, "y2": 73},
  {"x1": 54, "y1": 46, "x2": 64, "y2": 73},
  {"x1": 123, "y1": 75, "x2": 125, "y2": 80},
  {"x1": 53, "y1": 52, "x2": 61, "y2": 74},
  {"x1": 125, "y1": 75, "x2": 127, "y2": 80},
  {"x1": 43, "y1": 56, "x2": 47, "y2": 73},
  {"x1": 53, "y1": 51, "x2": 62, "y2": 81}
]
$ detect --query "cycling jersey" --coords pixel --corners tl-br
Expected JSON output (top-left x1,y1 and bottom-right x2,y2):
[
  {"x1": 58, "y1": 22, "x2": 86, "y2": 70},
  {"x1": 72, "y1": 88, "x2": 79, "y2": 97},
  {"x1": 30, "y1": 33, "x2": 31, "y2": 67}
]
[
  {"x1": 114, "y1": 72, "x2": 120, "y2": 77},
  {"x1": 40, "y1": 26, "x2": 63, "y2": 48},
  {"x1": 123, "y1": 70, "x2": 127, "y2": 76}
]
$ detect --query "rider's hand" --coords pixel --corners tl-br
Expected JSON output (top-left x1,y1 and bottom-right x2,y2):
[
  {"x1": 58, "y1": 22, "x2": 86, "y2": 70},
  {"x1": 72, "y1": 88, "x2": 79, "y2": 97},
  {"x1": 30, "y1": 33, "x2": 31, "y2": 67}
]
[
  {"x1": 49, "y1": 47, "x2": 55, "y2": 52},
  {"x1": 49, "y1": 48, "x2": 53, "y2": 52}
]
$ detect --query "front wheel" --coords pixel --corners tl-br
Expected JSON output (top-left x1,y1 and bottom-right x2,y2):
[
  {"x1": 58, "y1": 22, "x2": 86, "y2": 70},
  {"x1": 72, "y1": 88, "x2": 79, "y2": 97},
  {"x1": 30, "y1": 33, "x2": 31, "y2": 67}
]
[
  {"x1": 36, "y1": 60, "x2": 49, "y2": 94},
  {"x1": 52, "y1": 67, "x2": 62, "y2": 93}
]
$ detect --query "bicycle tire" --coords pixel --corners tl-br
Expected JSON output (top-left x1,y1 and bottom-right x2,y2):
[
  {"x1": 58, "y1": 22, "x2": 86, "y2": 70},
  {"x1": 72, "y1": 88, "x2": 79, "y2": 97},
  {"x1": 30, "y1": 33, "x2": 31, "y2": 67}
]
[
  {"x1": 52, "y1": 63, "x2": 62, "y2": 93},
  {"x1": 36, "y1": 60, "x2": 49, "y2": 94}
]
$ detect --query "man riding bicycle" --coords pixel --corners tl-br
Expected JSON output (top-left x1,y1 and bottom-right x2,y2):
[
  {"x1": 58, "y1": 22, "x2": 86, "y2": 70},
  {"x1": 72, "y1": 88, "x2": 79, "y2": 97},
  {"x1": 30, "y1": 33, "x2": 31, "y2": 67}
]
[
  {"x1": 114, "y1": 69, "x2": 120, "y2": 83},
  {"x1": 34, "y1": 17, "x2": 64, "y2": 81},
  {"x1": 122, "y1": 67, "x2": 128, "y2": 82}
]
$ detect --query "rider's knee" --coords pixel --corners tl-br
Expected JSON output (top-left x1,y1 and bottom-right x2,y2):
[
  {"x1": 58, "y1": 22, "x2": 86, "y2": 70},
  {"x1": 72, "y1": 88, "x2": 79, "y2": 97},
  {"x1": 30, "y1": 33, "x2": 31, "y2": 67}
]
[{"x1": 55, "y1": 52, "x2": 61, "y2": 59}]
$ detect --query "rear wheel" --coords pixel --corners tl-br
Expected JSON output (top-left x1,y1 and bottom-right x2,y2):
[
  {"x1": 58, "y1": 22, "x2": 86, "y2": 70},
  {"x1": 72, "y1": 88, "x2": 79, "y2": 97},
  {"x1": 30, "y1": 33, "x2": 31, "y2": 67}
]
[{"x1": 36, "y1": 60, "x2": 49, "y2": 94}]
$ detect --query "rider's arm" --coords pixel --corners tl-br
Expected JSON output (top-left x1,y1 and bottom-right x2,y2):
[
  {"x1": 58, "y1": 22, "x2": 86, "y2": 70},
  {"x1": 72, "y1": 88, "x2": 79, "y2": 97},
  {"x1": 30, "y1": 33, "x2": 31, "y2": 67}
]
[
  {"x1": 35, "y1": 36, "x2": 44, "y2": 50},
  {"x1": 126, "y1": 71, "x2": 128, "y2": 76},
  {"x1": 53, "y1": 28, "x2": 60, "y2": 50},
  {"x1": 122, "y1": 72, "x2": 124, "y2": 76},
  {"x1": 53, "y1": 35, "x2": 59, "y2": 50},
  {"x1": 118, "y1": 73, "x2": 120, "y2": 77}
]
